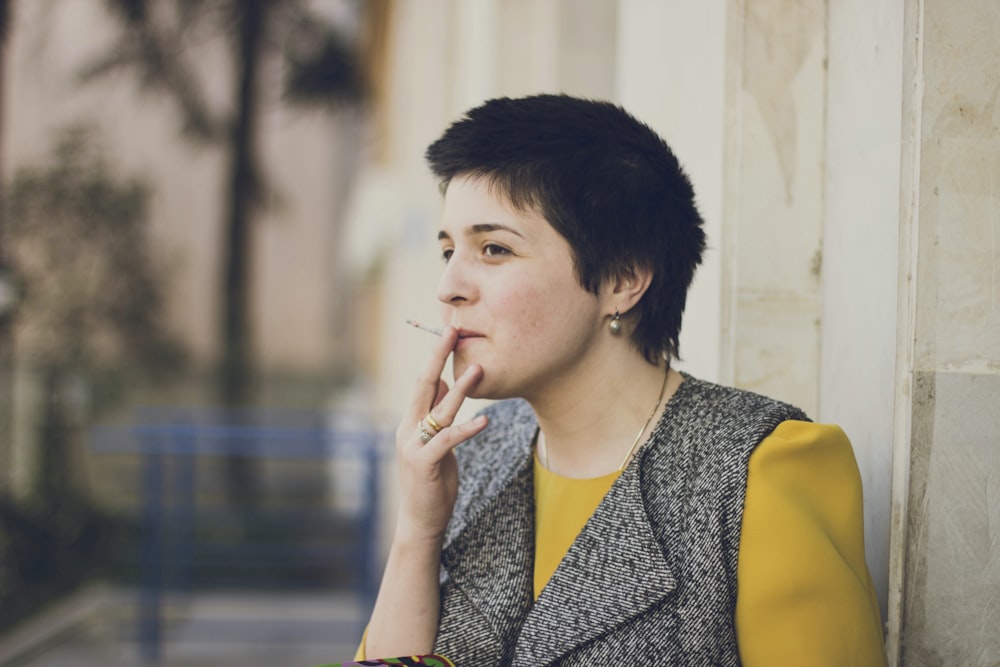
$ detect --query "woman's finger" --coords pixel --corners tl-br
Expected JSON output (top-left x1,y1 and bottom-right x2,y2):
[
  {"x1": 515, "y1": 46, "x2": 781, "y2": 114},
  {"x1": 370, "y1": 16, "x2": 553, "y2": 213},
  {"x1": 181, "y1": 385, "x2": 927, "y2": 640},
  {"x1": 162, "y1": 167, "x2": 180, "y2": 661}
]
[
  {"x1": 432, "y1": 378, "x2": 449, "y2": 407},
  {"x1": 402, "y1": 362, "x2": 483, "y2": 454},
  {"x1": 427, "y1": 363, "x2": 483, "y2": 429},
  {"x1": 414, "y1": 363, "x2": 485, "y2": 454},
  {"x1": 420, "y1": 414, "x2": 489, "y2": 460},
  {"x1": 407, "y1": 328, "x2": 459, "y2": 421}
]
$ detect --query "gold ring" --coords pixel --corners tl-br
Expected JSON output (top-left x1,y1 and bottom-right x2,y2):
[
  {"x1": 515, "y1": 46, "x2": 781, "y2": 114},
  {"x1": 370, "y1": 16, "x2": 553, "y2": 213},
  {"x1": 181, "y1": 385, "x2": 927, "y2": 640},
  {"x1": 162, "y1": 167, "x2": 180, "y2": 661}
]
[
  {"x1": 425, "y1": 412, "x2": 444, "y2": 432},
  {"x1": 418, "y1": 425, "x2": 434, "y2": 443}
]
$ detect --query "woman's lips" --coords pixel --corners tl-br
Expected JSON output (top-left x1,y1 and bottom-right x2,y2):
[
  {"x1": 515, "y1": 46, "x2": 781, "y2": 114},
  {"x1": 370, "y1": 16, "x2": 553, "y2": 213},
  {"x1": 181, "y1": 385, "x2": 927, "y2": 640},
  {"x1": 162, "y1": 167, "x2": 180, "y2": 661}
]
[{"x1": 454, "y1": 329, "x2": 484, "y2": 348}]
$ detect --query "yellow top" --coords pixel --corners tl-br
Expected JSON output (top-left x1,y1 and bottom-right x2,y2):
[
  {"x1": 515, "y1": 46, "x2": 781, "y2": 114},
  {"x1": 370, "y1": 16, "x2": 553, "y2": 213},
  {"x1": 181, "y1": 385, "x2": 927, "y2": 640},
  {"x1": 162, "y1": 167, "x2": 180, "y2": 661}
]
[
  {"x1": 533, "y1": 419, "x2": 886, "y2": 666},
  {"x1": 358, "y1": 420, "x2": 887, "y2": 665},
  {"x1": 533, "y1": 463, "x2": 621, "y2": 597}
]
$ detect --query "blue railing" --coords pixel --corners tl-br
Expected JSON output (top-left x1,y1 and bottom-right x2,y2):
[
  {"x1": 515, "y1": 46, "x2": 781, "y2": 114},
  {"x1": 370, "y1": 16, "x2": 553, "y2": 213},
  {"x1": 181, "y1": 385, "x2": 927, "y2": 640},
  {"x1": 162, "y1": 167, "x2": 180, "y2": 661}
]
[{"x1": 90, "y1": 407, "x2": 385, "y2": 662}]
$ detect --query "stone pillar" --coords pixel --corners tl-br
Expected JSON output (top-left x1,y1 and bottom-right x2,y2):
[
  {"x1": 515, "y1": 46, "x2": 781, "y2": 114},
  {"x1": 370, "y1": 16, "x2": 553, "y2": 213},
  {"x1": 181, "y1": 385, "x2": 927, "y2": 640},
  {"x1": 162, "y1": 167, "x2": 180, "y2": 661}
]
[{"x1": 888, "y1": 0, "x2": 1000, "y2": 664}]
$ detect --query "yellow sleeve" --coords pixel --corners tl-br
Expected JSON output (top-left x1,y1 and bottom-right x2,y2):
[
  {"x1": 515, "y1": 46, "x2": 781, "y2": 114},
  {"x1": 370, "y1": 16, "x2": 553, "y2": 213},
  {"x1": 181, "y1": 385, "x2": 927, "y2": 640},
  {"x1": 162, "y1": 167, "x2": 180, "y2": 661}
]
[{"x1": 736, "y1": 420, "x2": 887, "y2": 667}]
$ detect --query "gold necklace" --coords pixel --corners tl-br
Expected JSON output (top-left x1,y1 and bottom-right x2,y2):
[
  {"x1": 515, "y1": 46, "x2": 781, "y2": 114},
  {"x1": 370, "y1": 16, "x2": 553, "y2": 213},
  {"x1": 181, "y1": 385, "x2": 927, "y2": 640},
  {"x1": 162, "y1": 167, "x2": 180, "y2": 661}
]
[{"x1": 539, "y1": 369, "x2": 670, "y2": 473}]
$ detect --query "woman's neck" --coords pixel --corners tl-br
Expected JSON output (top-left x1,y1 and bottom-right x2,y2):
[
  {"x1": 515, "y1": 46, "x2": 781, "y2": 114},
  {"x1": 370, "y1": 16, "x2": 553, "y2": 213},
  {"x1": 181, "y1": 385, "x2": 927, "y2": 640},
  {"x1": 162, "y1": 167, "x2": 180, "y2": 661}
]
[{"x1": 528, "y1": 354, "x2": 682, "y2": 478}]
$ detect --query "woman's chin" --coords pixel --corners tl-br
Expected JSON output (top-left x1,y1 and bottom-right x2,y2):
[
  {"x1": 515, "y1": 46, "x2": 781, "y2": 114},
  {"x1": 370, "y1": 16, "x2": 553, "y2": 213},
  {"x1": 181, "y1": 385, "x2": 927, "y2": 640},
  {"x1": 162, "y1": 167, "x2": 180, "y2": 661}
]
[
  {"x1": 453, "y1": 360, "x2": 518, "y2": 401},
  {"x1": 468, "y1": 380, "x2": 521, "y2": 403}
]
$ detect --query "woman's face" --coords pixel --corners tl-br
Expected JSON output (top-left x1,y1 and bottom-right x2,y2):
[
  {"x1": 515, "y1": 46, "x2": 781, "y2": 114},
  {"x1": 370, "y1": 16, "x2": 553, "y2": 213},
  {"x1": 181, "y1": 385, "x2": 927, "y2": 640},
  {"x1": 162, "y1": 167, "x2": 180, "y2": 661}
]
[{"x1": 437, "y1": 176, "x2": 608, "y2": 400}]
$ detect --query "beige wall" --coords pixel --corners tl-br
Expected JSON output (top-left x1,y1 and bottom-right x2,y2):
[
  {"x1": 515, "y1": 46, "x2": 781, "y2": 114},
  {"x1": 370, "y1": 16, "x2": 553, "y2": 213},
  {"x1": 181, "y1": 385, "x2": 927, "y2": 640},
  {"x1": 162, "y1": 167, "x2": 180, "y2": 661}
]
[
  {"x1": 618, "y1": 0, "x2": 726, "y2": 383},
  {"x1": 723, "y1": 0, "x2": 827, "y2": 419}
]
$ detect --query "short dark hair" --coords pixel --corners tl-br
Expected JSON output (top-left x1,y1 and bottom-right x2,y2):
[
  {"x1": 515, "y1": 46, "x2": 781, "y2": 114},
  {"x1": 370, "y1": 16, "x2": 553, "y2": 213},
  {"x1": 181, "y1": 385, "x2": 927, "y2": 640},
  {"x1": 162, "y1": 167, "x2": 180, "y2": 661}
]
[{"x1": 425, "y1": 94, "x2": 706, "y2": 364}]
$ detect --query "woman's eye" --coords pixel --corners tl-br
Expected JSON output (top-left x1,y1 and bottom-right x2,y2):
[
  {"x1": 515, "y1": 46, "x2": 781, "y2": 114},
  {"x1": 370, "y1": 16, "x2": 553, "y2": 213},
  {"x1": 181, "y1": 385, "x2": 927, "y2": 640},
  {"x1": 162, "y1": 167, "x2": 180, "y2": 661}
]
[
  {"x1": 483, "y1": 244, "x2": 511, "y2": 257},
  {"x1": 441, "y1": 248, "x2": 454, "y2": 263}
]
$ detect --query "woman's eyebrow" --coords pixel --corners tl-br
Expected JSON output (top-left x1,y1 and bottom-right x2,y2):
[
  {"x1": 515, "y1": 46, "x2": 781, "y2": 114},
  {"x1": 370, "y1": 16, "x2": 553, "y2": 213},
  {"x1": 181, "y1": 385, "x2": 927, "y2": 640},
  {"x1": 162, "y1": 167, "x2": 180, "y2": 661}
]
[{"x1": 437, "y1": 223, "x2": 525, "y2": 241}]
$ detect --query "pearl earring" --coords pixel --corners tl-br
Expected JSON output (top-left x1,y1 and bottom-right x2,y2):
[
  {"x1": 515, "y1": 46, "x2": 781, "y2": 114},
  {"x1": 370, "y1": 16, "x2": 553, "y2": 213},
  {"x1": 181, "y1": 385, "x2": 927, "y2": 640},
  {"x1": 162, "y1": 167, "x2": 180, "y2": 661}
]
[{"x1": 609, "y1": 309, "x2": 622, "y2": 334}]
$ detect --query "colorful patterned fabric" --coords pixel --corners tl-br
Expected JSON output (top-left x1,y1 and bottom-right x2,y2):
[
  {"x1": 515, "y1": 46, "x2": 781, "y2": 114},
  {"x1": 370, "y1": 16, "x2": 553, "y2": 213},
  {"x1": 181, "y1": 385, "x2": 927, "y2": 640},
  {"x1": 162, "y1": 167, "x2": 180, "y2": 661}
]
[{"x1": 317, "y1": 654, "x2": 455, "y2": 667}]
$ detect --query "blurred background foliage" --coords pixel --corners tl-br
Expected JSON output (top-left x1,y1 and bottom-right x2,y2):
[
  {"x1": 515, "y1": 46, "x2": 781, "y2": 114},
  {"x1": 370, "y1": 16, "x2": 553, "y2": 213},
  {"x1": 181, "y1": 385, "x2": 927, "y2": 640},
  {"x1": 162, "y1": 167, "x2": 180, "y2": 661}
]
[{"x1": 0, "y1": 125, "x2": 179, "y2": 632}]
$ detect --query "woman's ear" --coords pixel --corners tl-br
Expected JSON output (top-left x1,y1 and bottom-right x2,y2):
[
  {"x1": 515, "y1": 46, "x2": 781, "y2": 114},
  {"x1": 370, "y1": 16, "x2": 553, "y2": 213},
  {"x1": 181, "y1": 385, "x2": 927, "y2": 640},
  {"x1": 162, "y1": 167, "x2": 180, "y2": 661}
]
[
  {"x1": 612, "y1": 266, "x2": 653, "y2": 313},
  {"x1": 608, "y1": 264, "x2": 654, "y2": 314}
]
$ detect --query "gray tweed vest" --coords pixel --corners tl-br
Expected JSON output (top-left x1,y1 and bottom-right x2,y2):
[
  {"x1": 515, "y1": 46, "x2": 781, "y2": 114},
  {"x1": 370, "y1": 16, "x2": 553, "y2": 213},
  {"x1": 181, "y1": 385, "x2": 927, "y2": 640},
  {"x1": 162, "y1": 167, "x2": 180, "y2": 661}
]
[{"x1": 434, "y1": 373, "x2": 807, "y2": 667}]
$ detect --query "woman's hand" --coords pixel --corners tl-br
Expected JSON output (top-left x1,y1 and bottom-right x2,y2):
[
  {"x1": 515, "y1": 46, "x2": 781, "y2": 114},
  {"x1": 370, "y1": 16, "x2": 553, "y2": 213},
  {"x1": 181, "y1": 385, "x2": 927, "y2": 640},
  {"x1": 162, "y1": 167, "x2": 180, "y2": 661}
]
[
  {"x1": 363, "y1": 328, "x2": 487, "y2": 659},
  {"x1": 393, "y1": 327, "x2": 488, "y2": 544}
]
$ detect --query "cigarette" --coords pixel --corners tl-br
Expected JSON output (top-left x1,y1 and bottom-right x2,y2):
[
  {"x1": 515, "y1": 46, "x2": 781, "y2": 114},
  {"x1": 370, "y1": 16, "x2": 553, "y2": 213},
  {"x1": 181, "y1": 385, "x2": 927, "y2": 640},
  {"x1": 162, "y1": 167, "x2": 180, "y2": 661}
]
[{"x1": 406, "y1": 319, "x2": 444, "y2": 336}]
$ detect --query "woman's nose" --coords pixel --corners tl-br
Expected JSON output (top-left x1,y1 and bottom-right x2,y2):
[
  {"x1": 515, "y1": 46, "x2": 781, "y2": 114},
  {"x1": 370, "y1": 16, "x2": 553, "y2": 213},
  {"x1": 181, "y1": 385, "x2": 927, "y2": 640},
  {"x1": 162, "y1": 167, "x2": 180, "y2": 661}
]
[{"x1": 436, "y1": 254, "x2": 473, "y2": 305}]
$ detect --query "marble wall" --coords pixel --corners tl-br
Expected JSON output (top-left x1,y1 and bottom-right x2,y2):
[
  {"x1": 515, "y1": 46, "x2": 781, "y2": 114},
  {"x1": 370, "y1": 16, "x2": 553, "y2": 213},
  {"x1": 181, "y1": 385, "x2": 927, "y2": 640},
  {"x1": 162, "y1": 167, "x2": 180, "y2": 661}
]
[{"x1": 892, "y1": 1, "x2": 1000, "y2": 663}]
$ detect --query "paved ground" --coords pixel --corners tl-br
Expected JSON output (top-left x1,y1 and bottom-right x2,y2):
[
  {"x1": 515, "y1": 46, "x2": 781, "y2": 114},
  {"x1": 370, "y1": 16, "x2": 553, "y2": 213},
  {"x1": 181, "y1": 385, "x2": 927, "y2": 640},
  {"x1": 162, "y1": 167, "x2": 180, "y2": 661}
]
[{"x1": 0, "y1": 586, "x2": 365, "y2": 667}]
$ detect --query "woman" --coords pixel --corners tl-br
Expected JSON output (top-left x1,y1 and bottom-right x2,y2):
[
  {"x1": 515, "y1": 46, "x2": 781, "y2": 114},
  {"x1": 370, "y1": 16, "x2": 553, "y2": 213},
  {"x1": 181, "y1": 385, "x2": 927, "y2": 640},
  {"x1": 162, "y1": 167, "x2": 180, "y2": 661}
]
[{"x1": 359, "y1": 94, "x2": 886, "y2": 666}]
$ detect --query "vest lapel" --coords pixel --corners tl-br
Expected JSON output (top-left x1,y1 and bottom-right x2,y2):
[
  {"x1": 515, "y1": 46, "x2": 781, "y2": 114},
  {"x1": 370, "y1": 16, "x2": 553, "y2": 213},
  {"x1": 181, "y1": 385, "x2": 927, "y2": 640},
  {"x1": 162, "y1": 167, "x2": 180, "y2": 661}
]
[
  {"x1": 440, "y1": 453, "x2": 536, "y2": 658},
  {"x1": 513, "y1": 461, "x2": 677, "y2": 665}
]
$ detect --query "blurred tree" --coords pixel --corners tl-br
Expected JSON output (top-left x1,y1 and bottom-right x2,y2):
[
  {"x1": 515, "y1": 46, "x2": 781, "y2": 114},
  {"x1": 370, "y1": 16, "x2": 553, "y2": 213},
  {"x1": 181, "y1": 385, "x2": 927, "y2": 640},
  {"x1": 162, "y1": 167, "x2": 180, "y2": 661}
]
[
  {"x1": 5, "y1": 126, "x2": 185, "y2": 512},
  {"x1": 1, "y1": 127, "x2": 181, "y2": 629},
  {"x1": 82, "y1": 0, "x2": 380, "y2": 504}
]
